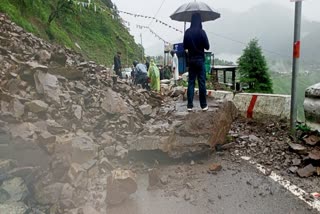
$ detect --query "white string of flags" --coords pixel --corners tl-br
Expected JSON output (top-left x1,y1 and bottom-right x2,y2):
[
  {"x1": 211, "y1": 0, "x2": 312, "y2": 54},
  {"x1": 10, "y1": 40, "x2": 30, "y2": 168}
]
[
  {"x1": 135, "y1": 24, "x2": 171, "y2": 45},
  {"x1": 73, "y1": 0, "x2": 114, "y2": 18},
  {"x1": 69, "y1": 1, "x2": 174, "y2": 44}
]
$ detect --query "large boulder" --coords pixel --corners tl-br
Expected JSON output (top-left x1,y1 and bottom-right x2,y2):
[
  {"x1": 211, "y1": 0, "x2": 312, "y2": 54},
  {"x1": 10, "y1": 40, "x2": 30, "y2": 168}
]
[
  {"x1": 129, "y1": 100, "x2": 237, "y2": 158},
  {"x1": 0, "y1": 177, "x2": 28, "y2": 202},
  {"x1": 71, "y1": 135, "x2": 98, "y2": 164},
  {"x1": 34, "y1": 182, "x2": 64, "y2": 205},
  {"x1": 106, "y1": 169, "x2": 137, "y2": 205},
  {"x1": 35, "y1": 50, "x2": 51, "y2": 64},
  {"x1": 9, "y1": 122, "x2": 38, "y2": 141},
  {"x1": 25, "y1": 100, "x2": 48, "y2": 113},
  {"x1": 304, "y1": 83, "x2": 320, "y2": 131},
  {"x1": 34, "y1": 71, "x2": 61, "y2": 104},
  {"x1": 101, "y1": 88, "x2": 128, "y2": 114},
  {"x1": 305, "y1": 83, "x2": 320, "y2": 98}
]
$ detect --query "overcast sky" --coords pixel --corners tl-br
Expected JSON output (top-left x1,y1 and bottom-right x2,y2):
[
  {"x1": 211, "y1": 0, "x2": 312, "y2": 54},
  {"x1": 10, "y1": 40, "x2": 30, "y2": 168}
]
[{"x1": 112, "y1": 0, "x2": 320, "y2": 55}]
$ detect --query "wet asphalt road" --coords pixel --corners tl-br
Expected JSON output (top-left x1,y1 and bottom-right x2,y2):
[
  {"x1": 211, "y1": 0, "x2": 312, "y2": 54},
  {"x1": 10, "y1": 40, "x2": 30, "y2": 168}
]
[{"x1": 107, "y1": 156, "x2": 319, "y2": 214}]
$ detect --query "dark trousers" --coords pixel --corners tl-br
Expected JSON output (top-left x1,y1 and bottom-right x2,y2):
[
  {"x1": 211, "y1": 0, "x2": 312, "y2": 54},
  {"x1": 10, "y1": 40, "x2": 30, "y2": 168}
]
[
  {"x1": 115, "y1": 69, "x2": 121, "y2": 78},
  {"x1": 187, "y1": 58, "x2": 207, "y2": 109},
  {"x1": 136, "y1": 73, "x2": 148, "y2": 89}
]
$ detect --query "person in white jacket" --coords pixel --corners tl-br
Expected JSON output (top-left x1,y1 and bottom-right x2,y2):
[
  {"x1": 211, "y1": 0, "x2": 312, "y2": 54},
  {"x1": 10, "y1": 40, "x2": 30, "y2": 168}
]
[{"x1": 170, "y1": 50, "x2": 179, "y2": 86}]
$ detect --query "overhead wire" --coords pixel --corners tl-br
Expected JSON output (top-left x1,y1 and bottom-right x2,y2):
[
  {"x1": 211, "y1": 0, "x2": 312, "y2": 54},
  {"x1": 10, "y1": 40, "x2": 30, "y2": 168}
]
[
  {"x1": 118, "y1": 8, "x2": 291, "y2": 59},
  {"x1": 206, "y1": 31, "x2": 289, "y2": 58},
  {"x1": 148, "y1": 0, "x2": 166, "y2": 27}
]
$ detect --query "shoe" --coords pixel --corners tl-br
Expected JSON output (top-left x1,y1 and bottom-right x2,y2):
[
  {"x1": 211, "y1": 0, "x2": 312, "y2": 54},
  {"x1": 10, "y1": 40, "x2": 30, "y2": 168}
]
[
  {"x1": 202, "y1": 106, "x2": 209, "y2": 111},
  {"x1": 187, "y1": 108, "x2": 193, "y2": 112}
]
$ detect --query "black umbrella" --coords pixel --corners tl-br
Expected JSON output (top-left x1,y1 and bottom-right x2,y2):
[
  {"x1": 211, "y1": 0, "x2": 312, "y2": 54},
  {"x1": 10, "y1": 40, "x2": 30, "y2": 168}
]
[{"x1": 170, "y1": 1, "x2": 220, "y2": 22}]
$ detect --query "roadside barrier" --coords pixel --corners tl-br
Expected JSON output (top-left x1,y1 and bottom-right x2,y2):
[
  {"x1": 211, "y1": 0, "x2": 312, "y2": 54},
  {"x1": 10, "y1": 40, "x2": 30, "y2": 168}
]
[{"x1": 183, "y1": 88, "x2": 291, "y2": 119}]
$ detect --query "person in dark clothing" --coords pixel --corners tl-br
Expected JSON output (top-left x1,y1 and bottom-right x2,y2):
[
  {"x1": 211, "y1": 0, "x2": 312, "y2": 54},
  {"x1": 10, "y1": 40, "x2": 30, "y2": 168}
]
[
  {"x1": 183, "y1": 13, "x2": 210, "y2": 112},
  {"x1": 114, "y1": 51, "x2": 122, "y2": 78},
  {"x1": 132, "y1": 60, "x2": 149, "y2": 89},
  {"x1": 145, "y1": 57, "x2": 150, "y2": 71}
]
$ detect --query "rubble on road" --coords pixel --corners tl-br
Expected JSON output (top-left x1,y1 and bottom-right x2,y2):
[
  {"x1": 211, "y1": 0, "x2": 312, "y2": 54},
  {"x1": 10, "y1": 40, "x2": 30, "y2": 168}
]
[
  {"x1": 229, "y1": 118, "x2": 320, "y2": 183},
  {"x1": 0, "y1": 13, "x2": 165, "y2": 212},
  {"x1": 0, "y1": 12, "x2": 237, "y2": 213}
]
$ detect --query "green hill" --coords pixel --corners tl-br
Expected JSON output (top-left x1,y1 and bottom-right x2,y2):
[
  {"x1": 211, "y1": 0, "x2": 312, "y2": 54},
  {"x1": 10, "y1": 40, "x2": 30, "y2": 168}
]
[
  {"x1": 0, "y1": 0, "x2": 143, "y2": 66},
  {"x1": 271, "y1": 72, "x2": 320, "y2": 121}
]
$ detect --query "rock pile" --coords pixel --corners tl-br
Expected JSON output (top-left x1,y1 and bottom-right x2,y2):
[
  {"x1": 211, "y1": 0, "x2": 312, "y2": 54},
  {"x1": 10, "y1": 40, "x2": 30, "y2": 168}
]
[
  {"x1": 0, "y1": 13, "x2": 238, "y2": 213},
  {"x1": 229, "y1": 118, "x2": 320, "y2": 179},
  {"x1": 0, "y1": 13, "x2": 163, "y2": 213}
]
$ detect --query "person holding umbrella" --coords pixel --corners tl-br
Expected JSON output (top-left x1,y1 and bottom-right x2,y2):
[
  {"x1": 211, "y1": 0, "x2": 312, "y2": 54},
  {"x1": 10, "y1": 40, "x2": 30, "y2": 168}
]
[{"x1": 183, "y1": 13, "x2": 210, "y2": 112}]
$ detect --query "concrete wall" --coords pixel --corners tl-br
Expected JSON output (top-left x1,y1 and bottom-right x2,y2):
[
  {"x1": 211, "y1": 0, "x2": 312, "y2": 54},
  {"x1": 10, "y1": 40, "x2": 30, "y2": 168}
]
[{"x1": 184, "y1": 88, "x2": 291, "y2": 120}]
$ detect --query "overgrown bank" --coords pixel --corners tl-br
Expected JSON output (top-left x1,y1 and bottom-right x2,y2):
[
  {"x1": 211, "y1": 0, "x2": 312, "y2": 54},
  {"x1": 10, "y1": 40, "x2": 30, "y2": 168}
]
[{"x1": 0, "y1": 0, "x2": 142, "y2": 66}]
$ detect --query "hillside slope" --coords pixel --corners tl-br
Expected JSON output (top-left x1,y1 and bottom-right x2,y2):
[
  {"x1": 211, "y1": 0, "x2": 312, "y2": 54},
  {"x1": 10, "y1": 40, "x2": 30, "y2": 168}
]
[{"x1": 0, "y1": 0, "x2": 142, "y2": 66}]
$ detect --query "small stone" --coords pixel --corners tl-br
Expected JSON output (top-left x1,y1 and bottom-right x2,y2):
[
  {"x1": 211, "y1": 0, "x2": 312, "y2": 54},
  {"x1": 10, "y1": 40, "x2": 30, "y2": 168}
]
[
  {"x1": 190, "y1": 160, "x2": 195, "y2": 166},
  {"x1": 71, "y1": 135, "x2": 98, "y2": 164},
  {"x1": 248, "y1": 135, "x2": 262, "y2": 143},
  {"x1": 304, "y1": 135, "x2": 320, "y2": 146},
  {"x1": 67, "y1": 163, "x2": 86, "y2": 188},
  {"x1": 38, "y1": 131, "x2": 56, "y2": 145},
  {"x1": 139, "y1": 104, "x2": 152, "y2": 116},
  {"x1": 185, "y1": 182, "x2": 194, "y2": 189},
  {"x1": 184, "y1": 192, "x2": 191, "y2": 201},
  {"x1": 209, "y1": 163, "x2": 222, "y2": 172},
  {"x1": 104, "y1": 146, "x2": 115, "y2": 157},
  {"x1": 160, "y1": 176, "x2": 168, "y2": 185},
  {"x1": 308, "y1": 150, "x2": 320, "y2": 161},
  {"x1": 289, "y1": 166, "x2": 299, "y2": 173},
  {"x1": 99, "y1": 157, "x2": 114, "y2": 171},
  {"x1": 46, "y1": 120, "x2": 64, "y2": 134},
  {"x1": 288, "y1": 143, "x2": 307, "y2": 154},
  {"x1": 115, "y1": 145, "x2": 128, "y2": 159},
  {"x1": 292, "y1": 158, "x2": 302, "y2": 166},
  {"x1": 297, "y1": 164, "x2": 316, "y2": 178},
  {"x1": 220, "y1": 142, "x2": 236, "y2": 150},
  {"x1": 148, "y1": 168, "x2": 160, "y2": 188},
  {"x1": 72, "y1": 105, "x2": 82, "y2": 120},
  {"x1": 0, "y1": 189, "x2": 10, "y2": 203},
  {"x1": 317, "y1": 167, "x2": 320, "y2": 176}
]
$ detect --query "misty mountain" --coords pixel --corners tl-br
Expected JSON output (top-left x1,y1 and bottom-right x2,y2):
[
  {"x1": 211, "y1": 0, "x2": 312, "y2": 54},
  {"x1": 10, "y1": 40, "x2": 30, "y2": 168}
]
[{"x1": 206, "y1": 3, "x2": 320, "y2": 63}]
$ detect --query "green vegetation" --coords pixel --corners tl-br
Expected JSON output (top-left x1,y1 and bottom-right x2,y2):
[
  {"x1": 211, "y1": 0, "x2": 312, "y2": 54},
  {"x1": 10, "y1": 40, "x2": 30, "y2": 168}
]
[
  {"x1": 271, "y1": 71, "x2": 320, "y2": 120},
  {"x1": 238, "y1": 39, "x2": 273, "y2": 93},
  {"x1": 214, "y1": 58, "x2": 234, "y2": 66},
  {"x1": 0, "y1": 0, "x2": 143, "y2": 66}
]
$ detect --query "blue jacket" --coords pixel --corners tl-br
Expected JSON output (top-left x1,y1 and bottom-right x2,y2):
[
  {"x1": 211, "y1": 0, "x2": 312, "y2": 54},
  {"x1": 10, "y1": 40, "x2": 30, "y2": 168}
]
[{"x1": 183, "y1": 13, "x2": 210, "y2": 60}]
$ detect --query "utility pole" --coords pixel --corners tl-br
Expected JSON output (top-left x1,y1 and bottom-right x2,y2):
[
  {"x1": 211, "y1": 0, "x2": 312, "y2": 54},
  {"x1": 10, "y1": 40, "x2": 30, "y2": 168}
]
[
  {"x1": 290, "y1": 0, "x2": 303, "y2": 134},
  {"x1": 140, "y1": 33, "x2": 144, "y2": 62}
]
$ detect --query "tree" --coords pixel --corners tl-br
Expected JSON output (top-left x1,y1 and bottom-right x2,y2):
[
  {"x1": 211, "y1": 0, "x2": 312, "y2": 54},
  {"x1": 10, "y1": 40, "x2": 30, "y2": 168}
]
[
  {"x1": 237, "y1": 39, "x2": 273, "y2": 93},
  {"x1": 48, "y1": 0, "x2": 75, "y2": 25}
]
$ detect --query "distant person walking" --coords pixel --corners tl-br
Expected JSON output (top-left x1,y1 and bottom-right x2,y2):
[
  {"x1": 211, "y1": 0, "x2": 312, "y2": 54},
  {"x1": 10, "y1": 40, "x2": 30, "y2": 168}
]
[
  {"x1": 114, "y1": 51, "x2": 122, "y2": 78},
  {"x1": 148, "y1": 59, "x2": 160, "y2": 92},
  {"x1": 170, "y1": 50, "x2": 179, "y2": 86},
  {"x1": 183, "y1": 13, "x2": 210, "y2": 112}
]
